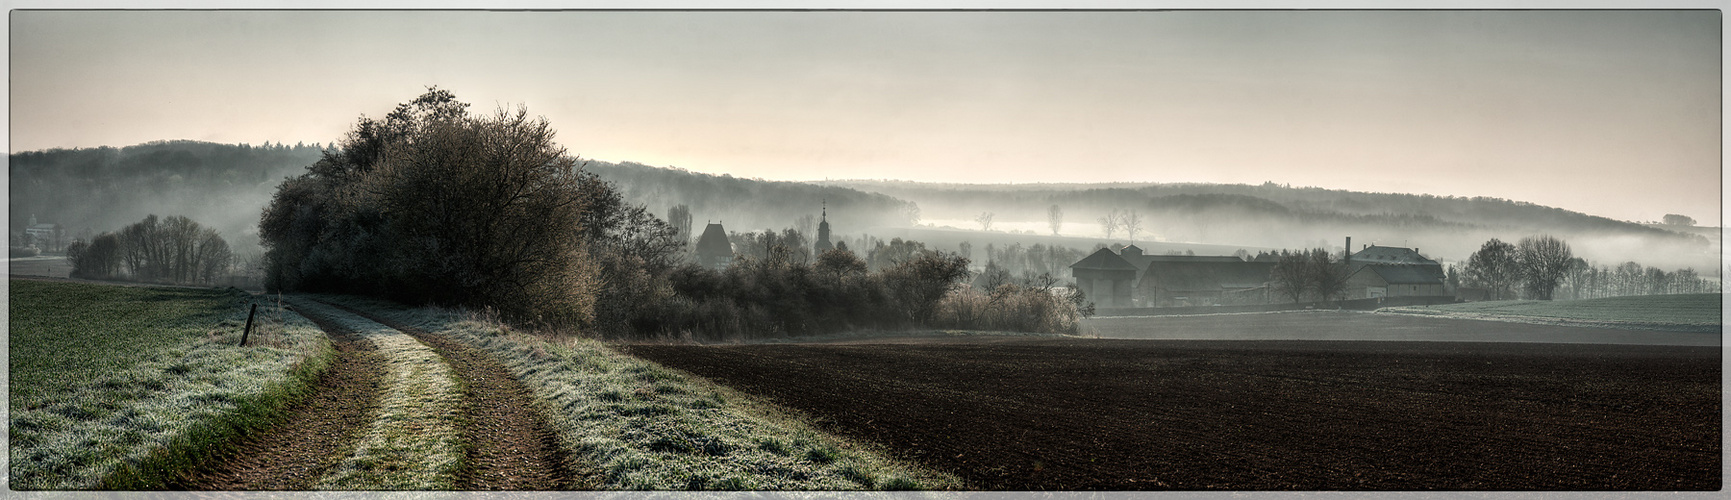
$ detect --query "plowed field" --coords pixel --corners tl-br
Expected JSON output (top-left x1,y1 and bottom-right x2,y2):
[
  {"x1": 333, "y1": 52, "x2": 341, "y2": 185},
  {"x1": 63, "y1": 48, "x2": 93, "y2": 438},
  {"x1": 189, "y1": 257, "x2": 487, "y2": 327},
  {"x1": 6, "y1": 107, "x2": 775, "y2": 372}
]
[{"x1": 619, "y1": 337, "x2": 1720, "y2": 490}]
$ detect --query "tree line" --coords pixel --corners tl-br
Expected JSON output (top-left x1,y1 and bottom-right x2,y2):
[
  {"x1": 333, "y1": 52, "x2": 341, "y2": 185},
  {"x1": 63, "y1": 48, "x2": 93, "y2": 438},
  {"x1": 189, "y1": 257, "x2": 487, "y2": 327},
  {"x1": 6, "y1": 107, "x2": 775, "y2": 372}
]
[
  {"x1": 1458, "y1": 235, "x2": 1719, "y2": 300},
  {"x1": 258, "y1": 89, "x2": 1089, "y2": 338},
  {"x1": 66, "y1": 214, "x2": 233, "y2": 285}
]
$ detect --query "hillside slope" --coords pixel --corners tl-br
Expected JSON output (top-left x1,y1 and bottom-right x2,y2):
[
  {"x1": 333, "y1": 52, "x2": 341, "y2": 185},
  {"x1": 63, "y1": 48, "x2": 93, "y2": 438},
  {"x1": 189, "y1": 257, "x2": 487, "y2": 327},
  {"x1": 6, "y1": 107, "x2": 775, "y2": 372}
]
[{"x1": 821, "y1": 180, "x2": 1716, "y2": 271}]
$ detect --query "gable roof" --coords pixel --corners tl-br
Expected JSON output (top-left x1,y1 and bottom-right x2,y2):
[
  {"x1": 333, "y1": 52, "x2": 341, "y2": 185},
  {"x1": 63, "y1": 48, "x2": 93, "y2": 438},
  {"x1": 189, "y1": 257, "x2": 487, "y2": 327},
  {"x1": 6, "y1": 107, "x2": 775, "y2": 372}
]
[
  {"x1": 695, "y1": 223, "x2": 732, "y2": 256},
  {"x1": 1070, "y1": 247, "x2": 1140, "y2": 271},
  {"x1": 1144, "y1": 261, "x2": 1276, "y2": 292}
]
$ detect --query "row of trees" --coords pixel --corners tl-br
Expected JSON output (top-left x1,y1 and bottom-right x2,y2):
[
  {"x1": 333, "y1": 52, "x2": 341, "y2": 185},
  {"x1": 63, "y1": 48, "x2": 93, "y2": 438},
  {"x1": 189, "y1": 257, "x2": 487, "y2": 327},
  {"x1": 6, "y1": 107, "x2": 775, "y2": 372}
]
[
  {"x1": 66, "y1": 214, "x2": 233, "y2": 285},
  {"x1": 1459, "y1": 235, "x2": 1720, "y2": 300},
  {"x1": 1555, "y1": 261, "x2": 1720, "y2": 299}
]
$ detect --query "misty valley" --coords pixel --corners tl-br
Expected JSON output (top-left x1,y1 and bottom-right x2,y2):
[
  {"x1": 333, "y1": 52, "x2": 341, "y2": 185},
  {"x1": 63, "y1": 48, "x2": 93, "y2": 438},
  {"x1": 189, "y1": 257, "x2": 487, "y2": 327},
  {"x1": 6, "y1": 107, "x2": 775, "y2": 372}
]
[{"x1": 8, "y1": 89, "x2": 1720, "y2": 491}]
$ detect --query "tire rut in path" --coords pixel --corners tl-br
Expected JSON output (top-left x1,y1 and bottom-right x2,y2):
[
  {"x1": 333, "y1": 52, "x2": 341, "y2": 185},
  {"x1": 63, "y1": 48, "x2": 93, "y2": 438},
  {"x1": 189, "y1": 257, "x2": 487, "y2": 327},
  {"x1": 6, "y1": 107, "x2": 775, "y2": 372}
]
[
  {"x1": 318, "y1": 300, "x2": 581, "y2": 490},
  {"x1": 171, "y1": 307, "x2": 388, "y2": 490}
]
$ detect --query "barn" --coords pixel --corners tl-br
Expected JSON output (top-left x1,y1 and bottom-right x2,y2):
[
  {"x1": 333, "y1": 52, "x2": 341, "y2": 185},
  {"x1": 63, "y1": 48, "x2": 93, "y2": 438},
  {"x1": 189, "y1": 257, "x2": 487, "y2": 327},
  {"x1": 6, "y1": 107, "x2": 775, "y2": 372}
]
[{"x1": 1069, "y1": 248, "x2": 1140, "y2": 308}]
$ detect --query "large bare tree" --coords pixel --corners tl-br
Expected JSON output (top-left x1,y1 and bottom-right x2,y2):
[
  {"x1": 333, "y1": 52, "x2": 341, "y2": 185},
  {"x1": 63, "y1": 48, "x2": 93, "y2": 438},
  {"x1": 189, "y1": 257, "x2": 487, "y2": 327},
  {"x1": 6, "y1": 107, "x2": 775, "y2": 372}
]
[
  {"x1": 1047, "y1": 204, "x2": 1063, "y2": 236},
  {"x1": 1465, "y1": 238, "x2": 1520, "y2": 300},
  {"x1": 1516, "y1": 235, "x2": 1573, "y2": 300}
]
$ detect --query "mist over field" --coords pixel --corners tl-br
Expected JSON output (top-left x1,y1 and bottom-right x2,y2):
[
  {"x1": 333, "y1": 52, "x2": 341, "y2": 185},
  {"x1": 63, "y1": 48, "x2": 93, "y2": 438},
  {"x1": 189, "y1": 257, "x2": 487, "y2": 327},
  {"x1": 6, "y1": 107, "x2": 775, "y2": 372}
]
[{"x1": 8, "y1": 140, "x2": 1719, "y2": 279}]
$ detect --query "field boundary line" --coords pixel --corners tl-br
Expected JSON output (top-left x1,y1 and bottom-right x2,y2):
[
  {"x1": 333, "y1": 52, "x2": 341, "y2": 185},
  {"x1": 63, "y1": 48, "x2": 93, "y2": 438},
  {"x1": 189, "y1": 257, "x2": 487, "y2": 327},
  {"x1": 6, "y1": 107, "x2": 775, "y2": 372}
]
[{"x1": 1371, "y1": 309, "x2": 1722, "y2": 333}]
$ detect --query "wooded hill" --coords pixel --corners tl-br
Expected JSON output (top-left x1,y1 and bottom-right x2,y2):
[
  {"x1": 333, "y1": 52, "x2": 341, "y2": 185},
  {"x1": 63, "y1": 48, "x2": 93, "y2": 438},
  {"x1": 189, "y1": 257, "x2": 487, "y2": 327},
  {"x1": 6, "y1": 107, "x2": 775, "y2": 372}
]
[
  {"x1": 7, "y1": 142, "x2": 915, "y2": 255},
  {"x1": 820, "y1": 180, "x2": 1718, "y2": 272},
  {"x1": 583, "y1": 161, "x2": 918, "y2": 233},
  {"x1": 10, "y1": 141, "x2": 323, "y2": 253},
  {"x1": 11, "y1": 140, "x2": 1715, "y2": 274}
]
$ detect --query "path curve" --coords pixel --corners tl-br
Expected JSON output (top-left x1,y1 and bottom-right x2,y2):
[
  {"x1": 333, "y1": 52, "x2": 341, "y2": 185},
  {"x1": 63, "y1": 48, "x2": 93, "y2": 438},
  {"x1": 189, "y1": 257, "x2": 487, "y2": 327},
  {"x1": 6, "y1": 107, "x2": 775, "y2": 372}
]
[{"x1": 315, "y1": 299, "x2": 581, "y2": 490}]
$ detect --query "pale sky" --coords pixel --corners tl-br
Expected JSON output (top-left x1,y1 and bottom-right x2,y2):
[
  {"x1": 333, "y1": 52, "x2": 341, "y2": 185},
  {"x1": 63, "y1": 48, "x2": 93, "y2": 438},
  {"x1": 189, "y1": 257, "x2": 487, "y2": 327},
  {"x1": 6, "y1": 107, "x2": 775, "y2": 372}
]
[{"x1": 7, "y1": 8, "x2": 1723, "y2": 225}]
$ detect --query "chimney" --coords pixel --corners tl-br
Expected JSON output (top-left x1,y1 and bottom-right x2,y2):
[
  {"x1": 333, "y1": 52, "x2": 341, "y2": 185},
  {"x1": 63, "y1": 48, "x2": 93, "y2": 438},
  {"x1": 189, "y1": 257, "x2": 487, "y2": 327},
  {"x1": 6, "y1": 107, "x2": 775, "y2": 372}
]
[{"x1": 1344, "y1": 236, "x2": 1351, "y2": 267}]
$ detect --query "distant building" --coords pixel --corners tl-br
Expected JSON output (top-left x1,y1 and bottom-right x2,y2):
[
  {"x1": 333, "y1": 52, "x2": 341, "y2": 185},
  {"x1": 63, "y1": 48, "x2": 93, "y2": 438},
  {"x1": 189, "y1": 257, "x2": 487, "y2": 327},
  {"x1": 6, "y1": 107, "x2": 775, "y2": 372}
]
[
  {"x1": 695, "y1": 222, "x2": 734, "y2": 271},
  {"x1": 1140, "y1": 257, "x2": 1276, "y2": 307},
  {"x1": 1344, "y1": 244, "x2": 1448, "y2": 299},
  {"x1": 22, "y1": 214, "x2": 65, "y2": 252},
  {"x1": 1073, "y1": 245, "x2": 1277, "y2": 308},
  {"x1": 1346, "y1": 265, "x2": 1448, "y2": 299},
  {"x1": 1069, "y1": 248, "x2": 1140, "y2": 308},
  {"x1": 814, "y1": 201, "x2": 834, "y2": 254}
]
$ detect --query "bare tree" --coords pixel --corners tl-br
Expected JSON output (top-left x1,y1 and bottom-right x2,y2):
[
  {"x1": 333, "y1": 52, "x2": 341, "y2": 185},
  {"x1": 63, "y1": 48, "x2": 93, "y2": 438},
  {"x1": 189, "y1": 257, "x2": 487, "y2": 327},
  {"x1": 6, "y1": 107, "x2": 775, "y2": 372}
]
[
  {"x1": 1123, "y1": 210, "x2": 1144, "y2": 243},
  {"x1": 1097, "y1": 209, "x2": 1124, "y2": 240},
  {"x1": 976, "y1": 212, "x2": 995, "y2": 232},
  {"x1": 795, "y1": 214, "x2": 817, "y2": 241},
  {"x1": 667, "y1": 204, "x2": 693, "y2": 245},
  {"x1": 1308, "y1": 248, "x2": 1352, "y2": 304},
  {"x1": 1047, "y1": 204, "x2": 1063, "y2": 236},
  {"x1": 1516, "y1": 235, "x2": 1573, "y2": 300},
  {"x1": 1465, "y1": 238, "x2": 1520, "y2": 300},
  {"x1": 1269, "y1": 251, "x2": 1310, "y2": 303}
]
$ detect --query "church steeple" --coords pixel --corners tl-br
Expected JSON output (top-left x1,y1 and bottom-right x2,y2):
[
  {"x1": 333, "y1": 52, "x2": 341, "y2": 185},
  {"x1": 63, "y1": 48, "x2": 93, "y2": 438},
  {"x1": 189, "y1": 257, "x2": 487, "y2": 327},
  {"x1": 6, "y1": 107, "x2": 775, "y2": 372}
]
[{"x1": 815, "y1": 200, "x2": 834, "y2": 253}]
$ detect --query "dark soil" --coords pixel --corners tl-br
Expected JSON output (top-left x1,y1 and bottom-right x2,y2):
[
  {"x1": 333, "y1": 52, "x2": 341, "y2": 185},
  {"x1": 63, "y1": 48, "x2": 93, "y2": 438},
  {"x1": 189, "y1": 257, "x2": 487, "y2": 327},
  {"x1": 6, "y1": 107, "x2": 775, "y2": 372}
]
[
  {"x1": 171, "y1": 304, "x2": 387, "y2": 490},
  {"x1": 318, "y1": 300, "x2": 584, "y2": 490},
  {"x1": 619, "y1": 337, "x2": 1721, "y2": 490}
]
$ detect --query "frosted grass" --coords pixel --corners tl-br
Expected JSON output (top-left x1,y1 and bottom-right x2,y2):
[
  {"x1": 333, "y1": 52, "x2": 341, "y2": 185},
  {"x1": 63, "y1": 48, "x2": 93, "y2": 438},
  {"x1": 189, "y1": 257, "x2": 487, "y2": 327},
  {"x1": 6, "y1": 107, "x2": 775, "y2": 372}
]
[
  {"x1": 328, "y1": 295, "x2": 963, "y2": 490},
  {"x1": 9, "y1": 286, "x2": 329, "y2": 490}
]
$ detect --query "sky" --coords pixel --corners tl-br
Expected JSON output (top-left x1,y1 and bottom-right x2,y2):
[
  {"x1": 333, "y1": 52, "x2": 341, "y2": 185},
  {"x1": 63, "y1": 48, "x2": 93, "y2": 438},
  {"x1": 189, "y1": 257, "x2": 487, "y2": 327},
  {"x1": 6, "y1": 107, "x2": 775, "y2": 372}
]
[{"x1": 7, "y1": 8, "x2": 1724, "y2": 225}]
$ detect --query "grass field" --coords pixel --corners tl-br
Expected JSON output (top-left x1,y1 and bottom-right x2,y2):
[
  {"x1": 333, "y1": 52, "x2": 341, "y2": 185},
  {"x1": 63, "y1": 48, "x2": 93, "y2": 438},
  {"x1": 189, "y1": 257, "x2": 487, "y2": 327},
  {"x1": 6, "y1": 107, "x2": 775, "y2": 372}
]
[
  {"x1": 321, "y1": 294, "x2": 963, "y2": 490},
  {"x1": 9, "y1": 279, "x2": 331, "y2": 489},
  {"x1": 1382, "y1": 293, "x2": 1722, "y2": 330}
]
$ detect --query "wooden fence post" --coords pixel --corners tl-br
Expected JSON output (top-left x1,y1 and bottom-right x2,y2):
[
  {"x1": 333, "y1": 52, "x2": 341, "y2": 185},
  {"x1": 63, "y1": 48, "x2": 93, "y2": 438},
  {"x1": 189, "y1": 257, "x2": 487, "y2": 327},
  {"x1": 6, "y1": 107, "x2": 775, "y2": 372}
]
[{"x1": 240, "y1": 303, "x2": 257, "y2": 347}]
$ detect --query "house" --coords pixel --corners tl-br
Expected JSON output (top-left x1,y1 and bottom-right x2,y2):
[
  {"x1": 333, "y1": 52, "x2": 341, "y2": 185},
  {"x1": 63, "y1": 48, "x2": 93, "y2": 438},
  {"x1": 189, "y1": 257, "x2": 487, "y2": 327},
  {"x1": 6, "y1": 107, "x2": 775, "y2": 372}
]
[
  {"x1": 1140, "y1": 257, "x2": 1276, "y2": 307},
  {"x1": 1344, "y1": 244, "x2": 1448, "y2": 299},
  {"x1": 1346, "y1": 264, "x2": 1448, "y2": 299},
  {"x1": 1069, "y1": 248, "x2": 1140, "y2": 308},
  {"x1": 694, "y1": 222, "x2": 734, "y2": 271},
  {"x1": 22, "y1": 215, "x2": 65, "y2": 252}
]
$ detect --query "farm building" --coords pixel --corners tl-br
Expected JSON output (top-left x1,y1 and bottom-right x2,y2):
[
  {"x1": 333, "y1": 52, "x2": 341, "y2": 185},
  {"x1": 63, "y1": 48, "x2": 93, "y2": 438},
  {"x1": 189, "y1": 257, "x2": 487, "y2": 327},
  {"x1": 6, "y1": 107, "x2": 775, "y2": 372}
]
[
  {"x1": 694, "y1": 222, "x2": 734, "y2": 271},
  {"x1": 1069, "y1": 248, "x2": 1139, "y2": 308},
  {"x1": 1344, "y1": 245, "x2": 1448, "y2": 299},
  {"x1": 1140, "y1": 257, "x2": 1277, "y2": 307},
  {"x1": 1070, "y1": 245, "x2": 1277, "y2": 308},
  {"x1": 1346, "y1": 265, "x2": 1448, "y2": 299}
]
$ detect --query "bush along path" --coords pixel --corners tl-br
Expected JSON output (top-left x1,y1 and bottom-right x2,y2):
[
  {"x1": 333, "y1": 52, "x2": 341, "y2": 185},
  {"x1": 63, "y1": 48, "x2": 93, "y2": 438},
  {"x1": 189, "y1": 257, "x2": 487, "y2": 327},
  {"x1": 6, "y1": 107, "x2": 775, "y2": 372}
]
[{"x1": 174, "y1": 298, "x2": 464, "y2": 490}]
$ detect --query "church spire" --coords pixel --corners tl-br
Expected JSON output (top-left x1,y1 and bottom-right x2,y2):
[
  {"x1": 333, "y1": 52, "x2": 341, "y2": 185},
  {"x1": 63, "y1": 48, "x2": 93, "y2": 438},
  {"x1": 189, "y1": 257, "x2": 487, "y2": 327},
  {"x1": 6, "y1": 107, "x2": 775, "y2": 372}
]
[{"x1": 815, "y1": 200, "x2": 834, "y2": 253}]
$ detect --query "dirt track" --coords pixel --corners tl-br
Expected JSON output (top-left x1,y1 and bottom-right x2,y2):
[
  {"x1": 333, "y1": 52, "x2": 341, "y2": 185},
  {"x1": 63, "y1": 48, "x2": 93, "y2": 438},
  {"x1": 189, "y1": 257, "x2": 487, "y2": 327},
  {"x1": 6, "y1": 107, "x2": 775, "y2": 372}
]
[
  {"x1": 321, "y1": 301, "x2": 581, "y2": 490},
  {"x1": 173, "y1": 305, "x2": 387, "y2": 490},
  {"x1": 619, "y1": 337, "x2": 1721, "y2": 490}
]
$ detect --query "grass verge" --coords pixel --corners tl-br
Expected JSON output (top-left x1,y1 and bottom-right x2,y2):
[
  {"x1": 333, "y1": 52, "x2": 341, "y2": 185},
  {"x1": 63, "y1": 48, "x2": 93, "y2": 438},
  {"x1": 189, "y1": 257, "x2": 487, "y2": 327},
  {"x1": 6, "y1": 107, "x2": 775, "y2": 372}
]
[
  {"x1": 1381, "y1": 293, "x2": 1723, "y2": 332},
  {"x1": 8, "y1": 280, "x2": 331, "y2": 490},
  {"x1": 286, "y1": 299, "x2": 465, "y2": 490},
  {"x1": 318, "y1": 294, "x2": 965, "y2": 490}
]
